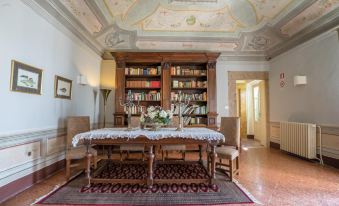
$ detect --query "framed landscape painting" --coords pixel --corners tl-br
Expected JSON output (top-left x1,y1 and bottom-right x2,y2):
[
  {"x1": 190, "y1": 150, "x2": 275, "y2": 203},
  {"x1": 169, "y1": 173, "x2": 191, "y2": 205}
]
[
  {"x1": 54, "y1": 75, "x2": 72, "y2": 100},
  {"x1": 10, "y1": 60, "x2": 43, "y2": 95}
]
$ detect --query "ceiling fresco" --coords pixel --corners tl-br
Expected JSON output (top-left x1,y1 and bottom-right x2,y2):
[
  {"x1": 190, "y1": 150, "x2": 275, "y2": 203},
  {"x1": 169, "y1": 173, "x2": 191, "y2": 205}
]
[{"x1": 30, "y1": 0, "x2": 339, "y2": 59}]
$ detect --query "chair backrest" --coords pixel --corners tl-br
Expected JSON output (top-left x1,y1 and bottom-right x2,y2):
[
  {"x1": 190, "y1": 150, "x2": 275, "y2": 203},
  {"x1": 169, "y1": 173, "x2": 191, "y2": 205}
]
[
  {"x1": 67, "y1": 116, "x2": 90, "y2": 148},
  {"x1": 219, "y1": 117, "x2": 240, "y2": 148}
]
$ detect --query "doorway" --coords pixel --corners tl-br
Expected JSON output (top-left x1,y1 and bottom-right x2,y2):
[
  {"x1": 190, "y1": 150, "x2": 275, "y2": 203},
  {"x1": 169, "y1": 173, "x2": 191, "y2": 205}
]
[
  {"x1": 236, "y1": 80, "x2": 267, "y2": 147},
  {"x1": 228, "y1": 71, "x2": 269, "y2": 147}
]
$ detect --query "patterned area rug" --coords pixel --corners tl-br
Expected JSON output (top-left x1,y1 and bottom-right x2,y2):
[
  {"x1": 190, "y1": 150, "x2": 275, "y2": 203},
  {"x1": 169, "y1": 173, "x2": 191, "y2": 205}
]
[{"x1": 36, "y1": 161, "x2": 253, "y2": 205}]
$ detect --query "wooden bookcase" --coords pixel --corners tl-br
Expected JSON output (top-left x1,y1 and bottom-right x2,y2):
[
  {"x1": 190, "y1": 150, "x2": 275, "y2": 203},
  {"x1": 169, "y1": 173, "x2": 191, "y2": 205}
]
[{"x1": 112, "y1": 52, "x2": 219, "y2": 129}]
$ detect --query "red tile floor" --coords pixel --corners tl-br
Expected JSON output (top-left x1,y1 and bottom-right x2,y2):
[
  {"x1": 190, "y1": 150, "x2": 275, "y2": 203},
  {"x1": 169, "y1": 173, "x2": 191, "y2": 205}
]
[{"x1": 2, "y1": 140, "x2": 339, "y2": 206}]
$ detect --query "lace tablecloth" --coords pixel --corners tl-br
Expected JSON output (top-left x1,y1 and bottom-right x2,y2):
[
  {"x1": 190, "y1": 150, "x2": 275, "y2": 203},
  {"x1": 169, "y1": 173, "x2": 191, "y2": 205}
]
[{"x1": 72, "y1": 128, "x2": 225, "y2": 147}]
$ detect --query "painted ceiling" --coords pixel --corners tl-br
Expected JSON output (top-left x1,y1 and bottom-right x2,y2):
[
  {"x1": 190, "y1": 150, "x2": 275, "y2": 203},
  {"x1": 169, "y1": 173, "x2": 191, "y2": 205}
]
[{"x1": 30, "y1": 0, "x2": 339, "y2": 59}]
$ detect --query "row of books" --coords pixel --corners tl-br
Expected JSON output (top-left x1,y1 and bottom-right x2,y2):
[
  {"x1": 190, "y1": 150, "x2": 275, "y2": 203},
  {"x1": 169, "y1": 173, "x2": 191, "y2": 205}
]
[
  {"x1": 125, "y1": 66, "x2": 161, "y2": 75},
  {"x1": 170, "y1": 92, "x2": 207, "y2": 101},
  {"x1": 170, "y1": 66, "x2": 206, "y2": 76},
  {"x1": 123, "y1": 105, "x2": 146, "y2": 115},
  {"x1": 126, "y1": 80, "x2": 161, "y2": 88},
  {"x1": 172, "y1": 80, "x2": 207, "y2": 88},
  {"x1": 193, "y1": 105, "x2": 207, "y2": 115},
  {"x1": 127, "y1": 91, "x2": 161, "y2": 101},
  {"x1": 170, "y1": 104, "x2": 207, "y2": 115},
  {"x1": 189, "y1": 117, "x2": 206, "y2": 125}
]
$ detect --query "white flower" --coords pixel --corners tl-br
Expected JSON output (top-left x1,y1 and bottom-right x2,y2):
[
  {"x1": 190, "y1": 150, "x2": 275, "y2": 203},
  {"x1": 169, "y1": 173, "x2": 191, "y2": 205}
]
[
  {"x1": 159, "y1": 110, "x2": 167, "y2": 118},
  {"x1": 147, "y1": 106, "x2": 155, "y2": 113},
  {"x1": 167, "y1": 110, "x2": 173, "y2": 119},
  {"x1": 149, "y1": 111, "x2": 156, "y2": 119}
]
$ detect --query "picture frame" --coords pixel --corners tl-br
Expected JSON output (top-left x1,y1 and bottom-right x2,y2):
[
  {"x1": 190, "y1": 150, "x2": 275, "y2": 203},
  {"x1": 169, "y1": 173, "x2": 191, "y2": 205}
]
[
  {"x1": 10, "y1": 60, "x2": 43, "y2": 95},
  {"x1": 54, "y1": 75, "x2": 72, "y2": 100}
]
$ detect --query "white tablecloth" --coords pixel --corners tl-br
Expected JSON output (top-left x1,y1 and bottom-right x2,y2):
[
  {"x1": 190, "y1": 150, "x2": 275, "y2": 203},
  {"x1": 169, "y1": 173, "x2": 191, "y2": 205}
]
[{"x1": 72, "y1": 128, "x2": 225, "y2": 147}]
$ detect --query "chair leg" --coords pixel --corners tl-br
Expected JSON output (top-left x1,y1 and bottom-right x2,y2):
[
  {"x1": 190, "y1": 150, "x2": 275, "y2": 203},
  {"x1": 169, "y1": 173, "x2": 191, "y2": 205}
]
[
  {"x1": 162, "y1": 150, "x2": 164, "y2": 161},
  {"x1": 66, "y1": 159, "x2": 71, "y2": 180},
  {"x1": 207, "y1": 154, "x2": 210, "y2": 175},
  {"x1": 182, "y1": 151, "x2": 186, "y2": 161},
  {"x1": 229, "y1": 159, "x2": 233, "y2": 182},
  {"x1": 236, "y1": 157, "x2": 239, "y2": 175},
  {"x1": 93, "y1": 155, "x2": 97, "y2": 169}
]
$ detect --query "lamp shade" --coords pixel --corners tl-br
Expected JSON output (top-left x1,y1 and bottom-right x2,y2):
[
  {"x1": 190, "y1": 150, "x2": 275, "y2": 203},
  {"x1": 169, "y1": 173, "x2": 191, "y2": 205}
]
[{"x1": 294, "y1": 76, "x2": 307, "y2": 86}]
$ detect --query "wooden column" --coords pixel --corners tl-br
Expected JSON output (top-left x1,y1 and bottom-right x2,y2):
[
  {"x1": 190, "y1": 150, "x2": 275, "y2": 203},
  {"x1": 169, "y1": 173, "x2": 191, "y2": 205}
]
[
  {"x1": 161, "y1": 62, "x2": 171, "y2": 110},
  {"x1": 207, "y1": 61, "x2": 218, "y2": 129},
  {"x1": 114, "y1": 58, "x2": 126, "y2": 126}
]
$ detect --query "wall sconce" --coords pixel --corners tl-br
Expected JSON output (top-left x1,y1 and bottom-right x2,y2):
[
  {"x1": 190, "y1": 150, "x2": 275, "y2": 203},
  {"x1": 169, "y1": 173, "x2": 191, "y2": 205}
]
[
  {"x1": 294, "y1": 76, "x2": 307, "y2": 86},
  {"x1": 77, "y1": 74, "x2": 88, "y2": 85}
]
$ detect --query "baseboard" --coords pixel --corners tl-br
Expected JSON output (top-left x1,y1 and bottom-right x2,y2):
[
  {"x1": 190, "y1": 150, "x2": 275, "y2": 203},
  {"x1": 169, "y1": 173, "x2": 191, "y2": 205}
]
[
  {"x1": 0, "y1": 159, "x2": 65, "y2": 203},
  {"x1": 247, "y1": 135, "x2": 254, "y2": 139},
  {"x1": 269, "y1": 141, "x2": 280, "y2": 149},
  {"x1": 269, "y1": 142, "x2": 339, "y2": 169},
  {"x1": 319, "y1": 155, "x2": 339, "y2": 169}
]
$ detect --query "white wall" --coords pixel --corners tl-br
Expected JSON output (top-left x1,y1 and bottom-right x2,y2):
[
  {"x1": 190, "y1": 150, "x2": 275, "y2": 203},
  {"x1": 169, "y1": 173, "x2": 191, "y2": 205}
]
[
  {"x1": 216, "y1": 59, "x2": 270, "y2": 123},
  {"x1": 269, "y1": 31, "x2": 339, "y2": 125},
  {"x1": 0, "y1": 0, "x2": 102, "y2": 135}
]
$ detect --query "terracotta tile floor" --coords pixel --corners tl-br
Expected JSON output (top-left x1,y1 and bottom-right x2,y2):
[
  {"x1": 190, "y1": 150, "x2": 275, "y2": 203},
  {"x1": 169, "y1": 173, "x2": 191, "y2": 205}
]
[{"x1": 2, "y1": 142, "x2": 339, "y2": 206}]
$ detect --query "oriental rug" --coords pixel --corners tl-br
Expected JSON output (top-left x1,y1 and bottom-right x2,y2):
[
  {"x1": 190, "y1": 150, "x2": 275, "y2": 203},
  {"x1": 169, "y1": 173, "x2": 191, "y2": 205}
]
[{"x1": 35, "y1": 161, "x2": 254, "y2": 205}]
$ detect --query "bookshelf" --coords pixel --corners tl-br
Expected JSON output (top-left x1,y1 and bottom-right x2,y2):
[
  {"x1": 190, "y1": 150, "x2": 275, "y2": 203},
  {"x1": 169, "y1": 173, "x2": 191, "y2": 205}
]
[
  {"x1": 112, "y1": 52, "x2": 219, "y2": 129},
  {"x1": 170, "y1": 64, "x2": 208, "y2": 127}
]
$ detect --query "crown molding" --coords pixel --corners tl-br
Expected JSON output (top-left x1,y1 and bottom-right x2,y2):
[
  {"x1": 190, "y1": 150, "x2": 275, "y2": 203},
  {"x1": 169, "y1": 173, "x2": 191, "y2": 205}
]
[{"x1": 22, "y1": 0, "x2": 103, "y2": 56}]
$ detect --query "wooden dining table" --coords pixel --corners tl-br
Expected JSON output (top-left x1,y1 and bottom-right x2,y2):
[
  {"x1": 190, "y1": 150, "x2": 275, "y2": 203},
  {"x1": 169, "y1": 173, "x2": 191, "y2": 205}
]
[{"x1": 73, "y1": 128, "x2": 225, "y2": 188}]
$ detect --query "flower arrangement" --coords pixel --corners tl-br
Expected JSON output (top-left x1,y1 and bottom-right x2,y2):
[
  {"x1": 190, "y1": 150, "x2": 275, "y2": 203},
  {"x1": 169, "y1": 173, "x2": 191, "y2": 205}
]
[{"x1": 140, "y1": 106, "x2": 173, "y2": 126}]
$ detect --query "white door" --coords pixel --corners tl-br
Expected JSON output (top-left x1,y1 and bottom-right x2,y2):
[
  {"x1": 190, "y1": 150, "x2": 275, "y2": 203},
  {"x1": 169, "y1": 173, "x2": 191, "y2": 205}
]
[{"x1": 253, "y1": 81, "x2": 267, "y2": 146}]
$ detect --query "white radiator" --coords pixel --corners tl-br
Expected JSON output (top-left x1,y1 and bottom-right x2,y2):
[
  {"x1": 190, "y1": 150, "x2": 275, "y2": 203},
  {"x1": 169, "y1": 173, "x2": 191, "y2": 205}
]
[{"x1": 280, "y1": 122, "x2": 317, "y2": 159}]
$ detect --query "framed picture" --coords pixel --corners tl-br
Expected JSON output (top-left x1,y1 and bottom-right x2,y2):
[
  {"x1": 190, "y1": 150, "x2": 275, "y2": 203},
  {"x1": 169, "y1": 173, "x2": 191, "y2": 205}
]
[
  {"x1": 54, "y1": 75, "x2": 72, "y2": 100},
  {"x1": 10, "y1": 60, "x2": 43, "y2": 95}
]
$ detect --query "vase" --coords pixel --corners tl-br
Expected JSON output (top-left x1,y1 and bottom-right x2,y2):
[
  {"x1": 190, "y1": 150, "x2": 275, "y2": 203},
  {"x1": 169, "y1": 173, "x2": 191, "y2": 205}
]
[{"x1": 144, "y1": 123, "x2": 165, "y2": 131}]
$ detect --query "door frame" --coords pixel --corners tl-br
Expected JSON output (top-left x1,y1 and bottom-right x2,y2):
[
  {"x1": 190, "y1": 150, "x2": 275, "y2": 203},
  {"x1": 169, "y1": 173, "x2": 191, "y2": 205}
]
[{"x1": 228, "y1": 71, "x2": 270, "y2": 146}]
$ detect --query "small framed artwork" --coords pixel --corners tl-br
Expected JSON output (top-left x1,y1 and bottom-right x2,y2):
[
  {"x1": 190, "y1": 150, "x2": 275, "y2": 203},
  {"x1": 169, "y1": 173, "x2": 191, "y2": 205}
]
[
  {"x1": 10, "y1": 60, "x2": 43, "y2": 95},
  {"x1": 54, "y1": 75, "x2": 72, "y2": 100}
]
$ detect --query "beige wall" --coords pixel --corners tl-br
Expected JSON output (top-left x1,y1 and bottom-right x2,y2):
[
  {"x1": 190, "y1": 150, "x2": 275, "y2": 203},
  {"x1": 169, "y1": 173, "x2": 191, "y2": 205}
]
[
  {"x1": 99, "y1": 60, "x2": 116, "y2": 127},
  {"x1": 269, "y1": 30, "x2": 339, "y2": 160}
]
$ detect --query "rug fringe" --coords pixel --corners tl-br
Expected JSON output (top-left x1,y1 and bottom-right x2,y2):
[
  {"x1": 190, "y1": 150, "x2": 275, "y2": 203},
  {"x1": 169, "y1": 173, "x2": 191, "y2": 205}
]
[
  {"x1": 31, "y1": 171, "x2": 82, "y2": 205},
  {"x1": 233, "y1": 179, "x2": 262, "y2": 205}
]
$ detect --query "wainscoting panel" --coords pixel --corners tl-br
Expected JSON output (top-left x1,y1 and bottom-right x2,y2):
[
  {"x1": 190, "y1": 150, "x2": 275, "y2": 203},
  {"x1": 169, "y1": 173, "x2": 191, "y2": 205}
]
[
  {"x1": 47, "y1": 135, "x2": 66, "y2": 155},
  {"x1": 0, "y1": 141, "x2": 41, "y2": 172},
  {"x1": 269, "y1": 121, "x2": 339, "y2": 168},
  {"x1": 0, "y1": 128, "x2": 67, "y2": 203}
]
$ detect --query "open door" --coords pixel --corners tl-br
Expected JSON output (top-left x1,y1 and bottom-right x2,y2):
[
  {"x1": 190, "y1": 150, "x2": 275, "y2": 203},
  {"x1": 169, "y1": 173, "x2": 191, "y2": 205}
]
[{"x1": 252, "y1": 81, "x2": 267, "y2": 147}]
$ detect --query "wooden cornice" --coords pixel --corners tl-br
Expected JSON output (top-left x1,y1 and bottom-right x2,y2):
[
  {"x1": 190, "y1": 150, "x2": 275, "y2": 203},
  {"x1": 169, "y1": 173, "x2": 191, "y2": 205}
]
[{"x1": 111, "y1": 52, "x2": 221, "y2": 63}]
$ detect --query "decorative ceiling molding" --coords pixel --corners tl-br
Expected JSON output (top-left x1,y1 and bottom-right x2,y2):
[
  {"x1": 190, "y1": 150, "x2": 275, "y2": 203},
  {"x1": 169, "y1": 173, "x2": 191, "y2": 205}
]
[
  {"x1": 58, "y1": 0, "x2": 102, "y2": 34},
  {"x1": 23, "y1": 0, "x2": 339, "y2": 60}
]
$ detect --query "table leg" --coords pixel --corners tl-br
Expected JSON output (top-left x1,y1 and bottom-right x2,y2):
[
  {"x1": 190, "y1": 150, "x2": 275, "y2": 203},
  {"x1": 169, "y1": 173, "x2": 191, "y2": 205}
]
[
  {"x1": 210, "y1": 145, "x2": 217, "y2": 188},
  {"x1": 199, "y1": 145, "x2": 202, "y2": 163},
  {"x1": 107, "y1": 145, "x2": 112, "y2": 159},
  {"x1": 86, "y1": 152, "x2": 93, "y2": 186},
  {"x1": 146, "y1": 145, "x2": 154, "y2": 188}
]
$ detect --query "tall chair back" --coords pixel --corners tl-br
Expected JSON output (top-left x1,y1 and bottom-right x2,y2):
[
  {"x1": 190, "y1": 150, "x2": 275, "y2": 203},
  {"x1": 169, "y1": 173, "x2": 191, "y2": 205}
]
[
  {"x1": 219, "y1": 117, "x2": 240, "y2": 148},
  {"x1": 67, "y1": 116, "x2": 90, "y2": 149}
]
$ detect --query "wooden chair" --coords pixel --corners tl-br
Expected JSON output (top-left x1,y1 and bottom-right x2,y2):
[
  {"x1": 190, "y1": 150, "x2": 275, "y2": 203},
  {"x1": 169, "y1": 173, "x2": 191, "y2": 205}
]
[
  {"x1": 208, "y1": 117, "x2": 240, "y2": 181},
  {"x1": 66, "y1": 116, "x2": 97, "y2": 180},
  {"x1": 120, "y1": 116, "x2": 145, "y2": 161},
  {"x1": 161, "y1": 116, "x2": 186, "y2": 161}
]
